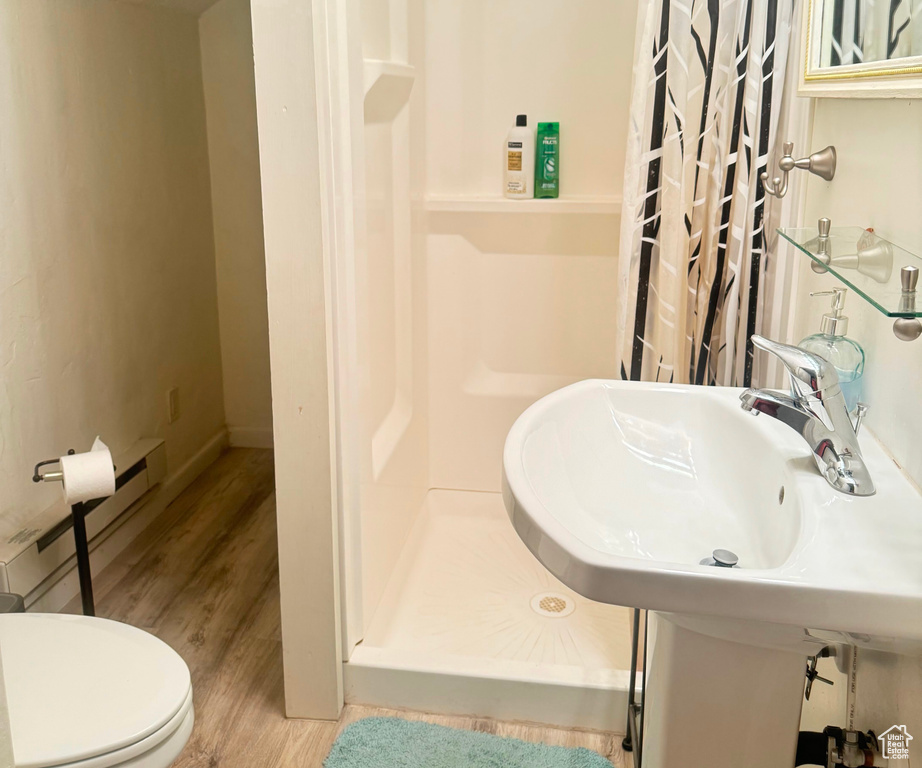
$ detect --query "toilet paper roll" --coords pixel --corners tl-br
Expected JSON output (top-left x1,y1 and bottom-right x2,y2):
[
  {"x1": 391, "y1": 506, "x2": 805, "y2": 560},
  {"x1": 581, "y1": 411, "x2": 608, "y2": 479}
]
[{"x1": 60, "y1": 437, "x2": 116, "y2": 505}]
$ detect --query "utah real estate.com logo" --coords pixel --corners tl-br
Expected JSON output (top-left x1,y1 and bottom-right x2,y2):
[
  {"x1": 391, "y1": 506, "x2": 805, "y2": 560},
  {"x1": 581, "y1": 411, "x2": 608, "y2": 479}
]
[{"x1": 880, "y1": 725, "x2": 913, "y2": 761}]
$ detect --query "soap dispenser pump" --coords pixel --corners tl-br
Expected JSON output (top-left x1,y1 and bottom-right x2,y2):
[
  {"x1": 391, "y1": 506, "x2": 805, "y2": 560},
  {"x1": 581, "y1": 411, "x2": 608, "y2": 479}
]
[{"x1": 798, "y1": 286, "x2": 865, "y2": 413}]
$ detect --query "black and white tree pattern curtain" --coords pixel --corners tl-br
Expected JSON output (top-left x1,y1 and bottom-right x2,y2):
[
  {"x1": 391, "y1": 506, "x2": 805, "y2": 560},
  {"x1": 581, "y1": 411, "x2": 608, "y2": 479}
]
[{"x1": 616, "y1": 0, "x2": 795, "y2": 387}]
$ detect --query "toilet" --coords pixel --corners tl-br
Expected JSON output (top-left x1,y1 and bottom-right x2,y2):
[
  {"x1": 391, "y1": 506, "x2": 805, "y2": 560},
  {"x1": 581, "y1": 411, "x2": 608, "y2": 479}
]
[{"x1": 0, "y1": 614, "x2": 194, "y2": 768}]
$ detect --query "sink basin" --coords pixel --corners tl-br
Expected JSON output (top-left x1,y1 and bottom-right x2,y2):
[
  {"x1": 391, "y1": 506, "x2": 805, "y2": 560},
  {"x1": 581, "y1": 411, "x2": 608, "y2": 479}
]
[
  {"x1": 513, "y1": 382, "x2": 802, "y2": 570},
  {"x1": 504, "y1": 379, "x2": 922, "y2": 768},
  {"x1": 503, "y1": 379, "x2": 922, "y2": 653}
]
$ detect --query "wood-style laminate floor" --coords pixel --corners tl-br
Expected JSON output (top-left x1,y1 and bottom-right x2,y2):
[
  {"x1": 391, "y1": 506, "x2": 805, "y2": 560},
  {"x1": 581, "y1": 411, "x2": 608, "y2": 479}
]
[{"x1": 65, "y1": 448, "x2": 630, "y2": 767}]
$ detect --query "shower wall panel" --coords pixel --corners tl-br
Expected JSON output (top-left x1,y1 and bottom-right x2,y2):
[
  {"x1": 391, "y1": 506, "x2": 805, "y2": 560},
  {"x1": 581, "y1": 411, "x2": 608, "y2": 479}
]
[
  {"x1": 427, "y1": 215, "x2": 619, "y2": 492},
  {"x1": 353, "y1": 0, "x2": 430, "y2": 639},
  {"x1": 422, "y1": 0, "x2": 635, "y2": 493},
  {"x1": 423, "y1": 0, "x2": 636, "y2": 200}
]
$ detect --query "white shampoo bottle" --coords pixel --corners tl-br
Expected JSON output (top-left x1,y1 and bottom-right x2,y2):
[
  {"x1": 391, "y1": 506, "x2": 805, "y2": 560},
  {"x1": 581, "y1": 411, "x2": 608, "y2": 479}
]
[{"x1": 504, "y1": 114, "x2": 534, "y2": 199}]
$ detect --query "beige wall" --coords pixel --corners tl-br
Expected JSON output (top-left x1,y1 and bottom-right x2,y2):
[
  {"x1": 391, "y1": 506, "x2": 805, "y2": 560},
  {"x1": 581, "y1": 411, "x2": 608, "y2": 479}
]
[
  {"x1": 794, "y1": 97, "x2": 922, "y2": 740},
  {"x1": 200, "y1": 0, "x2": 273, "y2": 448},
  {"x1": 0, "y1": 0, "x2": 226, "y2": 525},
  {"x1": 798, "y1": 99, "x2": 922, "y2": 487},
  {"x1": 0, "y1": 650, "x2": 11, "y2": 767}
]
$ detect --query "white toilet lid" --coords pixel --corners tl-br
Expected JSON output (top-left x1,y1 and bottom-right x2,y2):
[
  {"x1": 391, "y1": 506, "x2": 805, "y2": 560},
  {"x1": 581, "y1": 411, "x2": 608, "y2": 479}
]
[{"x1": 0, "y1": 614, "x2": 192, "y2": 768}]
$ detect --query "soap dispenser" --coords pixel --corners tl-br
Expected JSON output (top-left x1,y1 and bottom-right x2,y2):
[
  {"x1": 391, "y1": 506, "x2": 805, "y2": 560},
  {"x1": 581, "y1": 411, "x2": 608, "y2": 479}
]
[{"x1": 799, "y1": 287, "x2": 865, "y2": 413}]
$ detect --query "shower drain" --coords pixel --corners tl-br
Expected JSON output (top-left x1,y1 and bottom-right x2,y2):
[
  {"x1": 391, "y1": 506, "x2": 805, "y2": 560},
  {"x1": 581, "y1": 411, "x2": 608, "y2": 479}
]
[{"x1": 530, "y1": 592, "x2": 576, "y2": 618}]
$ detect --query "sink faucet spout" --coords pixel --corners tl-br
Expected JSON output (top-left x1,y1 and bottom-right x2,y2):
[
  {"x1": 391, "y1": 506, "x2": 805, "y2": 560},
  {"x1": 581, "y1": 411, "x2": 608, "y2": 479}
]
[
  {"x1": 739, "y1": 389, "x2": 813, "y2": 434},
  {"x1": 741, "y1": 335, "x2": 874, "y2": 497}
]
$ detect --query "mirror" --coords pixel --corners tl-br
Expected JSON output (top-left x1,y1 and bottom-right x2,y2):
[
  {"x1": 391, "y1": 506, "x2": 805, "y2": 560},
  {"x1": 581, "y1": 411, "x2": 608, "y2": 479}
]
[
  {"x1": 801, "y1": 0, "x2": 922, "y2": 95},
  {"x1": 815, "y1": 0, "x2": 921, "y2": 66}
]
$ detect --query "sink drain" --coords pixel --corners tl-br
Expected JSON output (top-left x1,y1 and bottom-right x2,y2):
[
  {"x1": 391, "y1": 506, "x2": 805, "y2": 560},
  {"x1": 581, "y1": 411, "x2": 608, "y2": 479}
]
[
  {"x1": 530, "y1": 592, "x2": 576, "y2": 618},
  {"x1": 700, "y1": 549, "x2": 740, "y2": 568}
]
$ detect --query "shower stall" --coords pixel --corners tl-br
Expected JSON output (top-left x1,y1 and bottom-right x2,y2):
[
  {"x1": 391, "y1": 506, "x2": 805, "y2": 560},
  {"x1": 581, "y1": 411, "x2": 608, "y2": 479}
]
[{"x1": 327, "y1": 0, "x2": 640, "y2": 729}]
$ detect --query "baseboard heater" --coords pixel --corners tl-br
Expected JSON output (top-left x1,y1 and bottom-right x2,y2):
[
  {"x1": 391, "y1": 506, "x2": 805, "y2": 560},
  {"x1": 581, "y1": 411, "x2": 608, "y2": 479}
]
[{"x1": 0, "y1": 439, "x2": 167, "y2": 605}]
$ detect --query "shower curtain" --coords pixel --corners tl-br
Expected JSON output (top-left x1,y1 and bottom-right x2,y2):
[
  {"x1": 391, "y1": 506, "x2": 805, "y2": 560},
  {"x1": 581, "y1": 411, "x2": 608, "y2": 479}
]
[{"x1": 616, "y1": 0, "x2": 796, "y2": 387}]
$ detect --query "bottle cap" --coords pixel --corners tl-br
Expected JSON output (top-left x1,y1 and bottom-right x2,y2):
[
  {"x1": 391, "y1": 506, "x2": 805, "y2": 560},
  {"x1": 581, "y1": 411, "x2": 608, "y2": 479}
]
[
  {"x1": 516, "y1": 114, "x2": 527, "y2": 127},
  {"x1": 810, "y1": 287, "x2": 849, "y2": 336}
]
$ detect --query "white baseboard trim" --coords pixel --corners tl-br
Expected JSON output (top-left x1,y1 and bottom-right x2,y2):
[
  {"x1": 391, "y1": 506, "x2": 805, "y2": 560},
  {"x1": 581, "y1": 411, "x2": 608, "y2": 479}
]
[
  {"x1": 228, "y1": 426, "x2": 274, "y2": 449},
  {"x1": 27, "y1": 428, "x2": 229, "y2": 613}
]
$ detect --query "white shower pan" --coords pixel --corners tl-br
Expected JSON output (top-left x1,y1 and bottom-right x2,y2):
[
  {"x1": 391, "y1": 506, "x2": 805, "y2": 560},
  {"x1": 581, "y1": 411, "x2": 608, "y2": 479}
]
[{"x1": 344, "y1": 489, "x2": 635, "y2": 730}]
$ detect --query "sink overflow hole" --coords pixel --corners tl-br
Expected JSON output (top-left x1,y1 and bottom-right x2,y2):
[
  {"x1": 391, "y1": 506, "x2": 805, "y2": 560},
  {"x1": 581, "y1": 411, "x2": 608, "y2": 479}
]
[{"x1": 778, "y1": 486, "x2": 785, "y2": 505}]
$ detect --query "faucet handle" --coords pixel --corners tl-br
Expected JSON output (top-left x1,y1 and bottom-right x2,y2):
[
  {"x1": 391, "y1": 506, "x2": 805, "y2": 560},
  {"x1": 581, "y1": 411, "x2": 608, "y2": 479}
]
[
  {"x1": 751, "y1": 335, "x2": 839, "y2": 398},
  {"x1": 852, "y1": 403, "x2": 869, "y2": 435}
]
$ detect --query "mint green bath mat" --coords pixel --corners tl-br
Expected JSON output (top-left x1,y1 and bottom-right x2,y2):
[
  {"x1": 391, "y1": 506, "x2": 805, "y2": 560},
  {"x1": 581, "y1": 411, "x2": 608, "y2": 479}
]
[{"x1": 324, "y1": 717, "x2": 612, "y2": 767}]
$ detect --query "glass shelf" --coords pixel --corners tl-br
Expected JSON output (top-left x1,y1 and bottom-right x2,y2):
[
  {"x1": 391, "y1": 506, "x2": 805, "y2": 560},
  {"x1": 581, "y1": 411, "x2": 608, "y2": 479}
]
[{"x1": 778, "y1": 226, "x2": 922, "y2": 318}]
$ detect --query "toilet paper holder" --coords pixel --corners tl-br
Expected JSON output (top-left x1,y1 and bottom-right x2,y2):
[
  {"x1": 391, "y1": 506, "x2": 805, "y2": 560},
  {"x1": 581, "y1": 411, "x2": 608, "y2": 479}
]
[
  {"x1": 32, "y1": 450, "x2": 77, "y2": 484},
  {"x1": 33, "y1": 450, "x2": 116, "y2": 617}
]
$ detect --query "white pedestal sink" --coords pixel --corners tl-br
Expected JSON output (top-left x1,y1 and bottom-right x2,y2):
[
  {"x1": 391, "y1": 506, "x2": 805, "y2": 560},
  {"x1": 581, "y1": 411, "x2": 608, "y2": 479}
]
[{"x1": 502, "y1": 380, "x2": 922, "y2": 768}]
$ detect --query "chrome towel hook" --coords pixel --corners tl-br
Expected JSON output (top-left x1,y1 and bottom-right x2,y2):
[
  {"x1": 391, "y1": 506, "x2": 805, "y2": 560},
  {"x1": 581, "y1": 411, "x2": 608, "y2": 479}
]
[{"x1": 761, "y1": 141, "x2": 837, "y2": 198}]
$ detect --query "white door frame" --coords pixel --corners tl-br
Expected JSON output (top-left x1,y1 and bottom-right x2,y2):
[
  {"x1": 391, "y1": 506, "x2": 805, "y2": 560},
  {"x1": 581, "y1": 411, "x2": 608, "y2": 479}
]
[{"x1": 251, "y1": 0, "x2": 352, "y2": 720}]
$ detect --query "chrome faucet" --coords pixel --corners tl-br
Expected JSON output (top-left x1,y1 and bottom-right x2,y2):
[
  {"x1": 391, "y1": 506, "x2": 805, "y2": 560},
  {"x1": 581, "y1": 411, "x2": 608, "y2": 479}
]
[{"x1": 740, "y1": 335, "x2": 875, "y2": 497}]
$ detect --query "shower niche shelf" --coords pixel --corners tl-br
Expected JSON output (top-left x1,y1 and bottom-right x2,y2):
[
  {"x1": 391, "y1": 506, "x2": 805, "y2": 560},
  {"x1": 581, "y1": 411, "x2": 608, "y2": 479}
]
[
  {"x1": 779, "y1": 224, "x2": 922, "y2": 340},
  {"x1": 424, "y1": 194, "x2": 622, "y2": 214},
  {"x1": 363, "y1": 59, "x2": 415, "y2": 98},
  {"x1": 363, "y1": 60, "x2": 415, "y2": 124}
]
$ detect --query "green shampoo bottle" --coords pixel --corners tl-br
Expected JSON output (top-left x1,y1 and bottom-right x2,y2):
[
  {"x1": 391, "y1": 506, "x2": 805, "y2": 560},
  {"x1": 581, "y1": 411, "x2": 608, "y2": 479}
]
[{"x1": 535, "y1": 122, "x2": 560, "y2": 199}]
